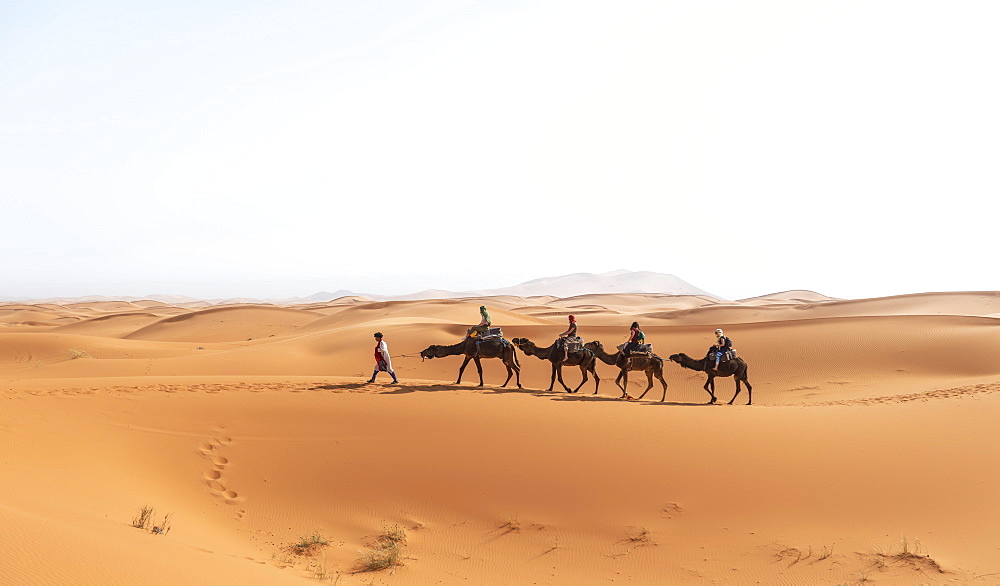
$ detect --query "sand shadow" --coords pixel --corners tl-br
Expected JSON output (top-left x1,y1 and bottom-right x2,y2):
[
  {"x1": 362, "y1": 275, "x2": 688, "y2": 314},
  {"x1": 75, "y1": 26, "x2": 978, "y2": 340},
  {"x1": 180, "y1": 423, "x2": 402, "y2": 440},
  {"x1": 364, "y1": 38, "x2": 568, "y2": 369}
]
[
  {"x1": 311, "y1": 382, "x2": 721, "y2": 406},
  {"x1": 313, "y1": 383, "x2": 368, "y2": 390},
  {"x1": 639, "y1": 400, "x2": 721, "y2": 407}
]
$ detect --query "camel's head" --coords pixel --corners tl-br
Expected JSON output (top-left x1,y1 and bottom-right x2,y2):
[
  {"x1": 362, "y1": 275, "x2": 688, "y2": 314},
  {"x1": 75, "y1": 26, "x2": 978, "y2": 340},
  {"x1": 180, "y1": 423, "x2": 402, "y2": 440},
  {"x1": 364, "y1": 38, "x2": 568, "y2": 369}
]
[
  {"x1": 510, "y1": 337, "x2": 530, "y2": 348},
  {"x1": 583, "y1": 340, "x2": 603, "y2": 352},
  {"x1": 668, "y1": 353, "x2": 687, "y2": 364},
  {"x1": 419, "y1": 345, "x2": 441, "y2": 361}
]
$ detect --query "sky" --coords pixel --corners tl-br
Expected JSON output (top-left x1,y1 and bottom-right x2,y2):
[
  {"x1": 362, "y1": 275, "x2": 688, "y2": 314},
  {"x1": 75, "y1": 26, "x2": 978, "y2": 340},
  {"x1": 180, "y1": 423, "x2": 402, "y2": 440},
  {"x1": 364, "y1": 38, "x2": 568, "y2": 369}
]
[{"x1": 2, "y1": 0, "x2": 998, "y2": 301}]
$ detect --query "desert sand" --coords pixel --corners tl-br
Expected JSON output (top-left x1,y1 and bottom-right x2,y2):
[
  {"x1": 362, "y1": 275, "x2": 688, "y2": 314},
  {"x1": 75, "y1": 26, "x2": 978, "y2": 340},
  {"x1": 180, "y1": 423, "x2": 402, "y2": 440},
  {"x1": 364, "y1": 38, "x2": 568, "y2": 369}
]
[{"x1": 2, "y1": 291, "x2": 999, "y2": 584}]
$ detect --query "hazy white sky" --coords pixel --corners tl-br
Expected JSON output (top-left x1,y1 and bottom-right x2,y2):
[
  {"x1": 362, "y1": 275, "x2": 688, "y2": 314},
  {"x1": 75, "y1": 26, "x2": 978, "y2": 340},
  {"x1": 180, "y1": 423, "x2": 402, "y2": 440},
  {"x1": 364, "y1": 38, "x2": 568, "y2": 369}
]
[{"x1": 3, "y1": 1, "x2": 997, "y2": 301}]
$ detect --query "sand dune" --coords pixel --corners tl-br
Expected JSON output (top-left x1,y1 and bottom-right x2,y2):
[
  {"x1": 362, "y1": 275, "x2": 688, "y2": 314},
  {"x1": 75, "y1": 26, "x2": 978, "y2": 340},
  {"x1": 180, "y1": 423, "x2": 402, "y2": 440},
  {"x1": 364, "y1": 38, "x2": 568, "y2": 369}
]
[{"x1": 1, "y1": 292, "x2": 999, "y2": 584}]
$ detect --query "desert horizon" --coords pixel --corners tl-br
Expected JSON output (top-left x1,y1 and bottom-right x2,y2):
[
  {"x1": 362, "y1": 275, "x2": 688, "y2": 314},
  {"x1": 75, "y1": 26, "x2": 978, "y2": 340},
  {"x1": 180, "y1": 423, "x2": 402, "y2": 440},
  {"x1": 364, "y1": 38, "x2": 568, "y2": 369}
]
[{"x1": 2, "y1": 289, "x2": 999, "y2": 584}]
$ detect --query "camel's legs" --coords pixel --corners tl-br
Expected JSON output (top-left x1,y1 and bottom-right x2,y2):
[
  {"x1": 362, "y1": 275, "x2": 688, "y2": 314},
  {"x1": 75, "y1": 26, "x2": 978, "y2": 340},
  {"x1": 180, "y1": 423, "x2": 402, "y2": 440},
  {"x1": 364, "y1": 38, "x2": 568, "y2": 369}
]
[
  {"x1": 636, "y1": 371, "x2": 655, "y2": 400},
  {"x1": 703, "y1": 377, "x2": 718, "y2": 404},
  {"x1": 555, "y1": 363, "x2": 573, "y2": 392},
  {"x1": 546, "y1": 362, "x2": 563, "y2": 392},
  {"x1": 501, "y1": 362, "x2": 514, "y2": 388},
  {"x1": 590, "y1": 364, "x2": 601, "y2": 395},
  {"x1": 456, "y1": 356, "x2": 474, "y2": 384},
  {"x1": 509, "y1": 354, "x2": 522, "y2": 388},
  {"x1": 473, "y1": 357, "x2": 485, "y2": 387},
  {"x1": 728, "y1": 379, "x2": 741, "y2": 405},
  {"x1": 730, "y1": 376, "x2": 752, "y2": 405},
  {"x1": 571, "y1": 364, "x2": 588, "y2": 393},
  {"x1": 618, "y1": 370, "x2": 630, "y2": 399}
]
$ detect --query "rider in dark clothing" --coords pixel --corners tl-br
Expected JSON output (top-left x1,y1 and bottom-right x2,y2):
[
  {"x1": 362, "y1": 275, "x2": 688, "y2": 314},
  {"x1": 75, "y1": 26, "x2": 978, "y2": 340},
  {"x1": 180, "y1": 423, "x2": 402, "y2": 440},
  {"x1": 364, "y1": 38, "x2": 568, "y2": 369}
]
[
  {"x1": 711, "y1": 328, "x2": 732, "y2": 371},
  {"x1": 624, "y1": 322, "x2": 644, "y2": 357}
]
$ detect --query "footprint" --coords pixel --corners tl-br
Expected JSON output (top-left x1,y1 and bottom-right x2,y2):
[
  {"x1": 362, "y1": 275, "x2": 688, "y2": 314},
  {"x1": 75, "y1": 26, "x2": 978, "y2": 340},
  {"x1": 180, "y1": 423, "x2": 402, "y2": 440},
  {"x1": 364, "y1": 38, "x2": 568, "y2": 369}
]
[{"x1": 198, "y1": 431, "x2": 243, "y2": 506}]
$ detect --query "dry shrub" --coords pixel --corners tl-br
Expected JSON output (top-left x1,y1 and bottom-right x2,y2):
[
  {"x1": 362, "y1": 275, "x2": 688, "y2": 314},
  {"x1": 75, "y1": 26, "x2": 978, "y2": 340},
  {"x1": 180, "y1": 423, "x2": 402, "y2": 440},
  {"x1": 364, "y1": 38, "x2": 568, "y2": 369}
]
[
  {"x1": 355, "y1": 524, "x2": 406, "y2": 573},
  {"x1": 288, "y1": 532, "x2": 330, "y2": 557},
  {"x1": 132, "y1": 505, "x2": 155, "y2": 530}
]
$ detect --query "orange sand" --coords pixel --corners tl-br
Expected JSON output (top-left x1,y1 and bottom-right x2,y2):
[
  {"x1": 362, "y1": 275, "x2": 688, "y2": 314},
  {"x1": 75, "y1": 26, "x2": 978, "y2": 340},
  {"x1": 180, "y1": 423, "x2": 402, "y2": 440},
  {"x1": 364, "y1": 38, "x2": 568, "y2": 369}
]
[{"x1": 2, "y1": 292, "x2": 999, "y2": 584}]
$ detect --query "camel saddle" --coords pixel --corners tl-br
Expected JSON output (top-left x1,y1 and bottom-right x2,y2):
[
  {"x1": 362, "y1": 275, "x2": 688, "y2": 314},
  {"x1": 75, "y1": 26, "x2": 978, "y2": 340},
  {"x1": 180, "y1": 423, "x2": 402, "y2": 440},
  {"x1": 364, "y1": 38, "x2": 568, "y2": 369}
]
[
  {"x1": 618, "y1": 342, "x2": 653, "y2": 355},
  {"x1": 557, "y1": 336, "x2": 584, "y2": 352},
  {"x1": 706, "y1": 348, "x2": 736, "y2": 363},
  {"x1": 476, "y1": 327, "x2": 504, "y2": 341}
]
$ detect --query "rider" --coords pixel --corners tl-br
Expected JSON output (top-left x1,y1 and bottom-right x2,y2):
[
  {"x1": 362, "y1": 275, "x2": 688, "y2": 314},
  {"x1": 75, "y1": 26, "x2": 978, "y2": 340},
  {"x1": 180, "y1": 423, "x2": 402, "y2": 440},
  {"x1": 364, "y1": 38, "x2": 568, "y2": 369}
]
[
  {"x1": 711, "y1": 328, "x2": 733, "y2": 371},
  {"x1": 467, "y1": 305, "x2": 492, "y2": 338},
  {"x1": 556, "y1": 314, "x2": 578, "y2": 361},
  {"x1": 623, "y1": 321, "x2": 644, "y2": 363}
]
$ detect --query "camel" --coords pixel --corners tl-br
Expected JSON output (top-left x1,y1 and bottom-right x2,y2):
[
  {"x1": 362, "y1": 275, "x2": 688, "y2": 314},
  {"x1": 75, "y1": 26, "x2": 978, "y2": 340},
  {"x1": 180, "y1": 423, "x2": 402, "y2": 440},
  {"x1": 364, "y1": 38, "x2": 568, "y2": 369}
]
[
  {"x1": 668, "y1": 352, "x2": 753, "y2": 405},
  {"x1": 584, "y1": 341, "x2": 669, "y2": 402},
  {"x1": 419, "y1": 337, "x2": 521, "y2": 388},
  {"x1": 510, "y1": 337, "x2": 600, "y2": 394}
]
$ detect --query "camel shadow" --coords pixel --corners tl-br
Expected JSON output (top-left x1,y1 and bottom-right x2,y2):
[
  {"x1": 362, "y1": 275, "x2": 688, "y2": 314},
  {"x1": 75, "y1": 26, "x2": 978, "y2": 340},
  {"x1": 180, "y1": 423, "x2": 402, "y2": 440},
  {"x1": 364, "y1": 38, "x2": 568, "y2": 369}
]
[
  {"x1": 314, "y1": 383, "x2": 364, "y2": 389},
  {"x1": 311, "y1": 382, "x2": 720, "y2": 406},
  {"x1": 549, "y1": 393, "x2": 628, "y2": 403},
  {"x1": 640, "y1": 400, "x2": 721, "y2": 407}
]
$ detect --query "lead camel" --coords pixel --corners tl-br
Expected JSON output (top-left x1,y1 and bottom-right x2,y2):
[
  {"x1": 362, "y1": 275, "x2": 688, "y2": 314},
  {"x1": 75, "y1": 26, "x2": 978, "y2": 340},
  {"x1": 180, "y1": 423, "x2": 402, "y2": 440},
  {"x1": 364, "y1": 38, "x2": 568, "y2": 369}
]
[{"x1": 419, "y1": 338, "x2": 522, "y2": 388}]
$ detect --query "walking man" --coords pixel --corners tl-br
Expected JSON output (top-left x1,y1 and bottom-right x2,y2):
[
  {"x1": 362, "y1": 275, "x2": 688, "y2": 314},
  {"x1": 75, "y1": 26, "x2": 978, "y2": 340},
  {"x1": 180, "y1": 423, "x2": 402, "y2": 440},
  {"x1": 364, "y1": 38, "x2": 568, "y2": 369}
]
[{"x1": 368, "y1": 332, "x2": 399, "y2": 383}]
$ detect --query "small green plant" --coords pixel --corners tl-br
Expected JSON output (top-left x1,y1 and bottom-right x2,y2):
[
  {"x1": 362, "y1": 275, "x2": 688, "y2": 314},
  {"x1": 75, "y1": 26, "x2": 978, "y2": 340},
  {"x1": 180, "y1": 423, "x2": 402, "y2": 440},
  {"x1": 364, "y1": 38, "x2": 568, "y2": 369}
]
[
  {"x1": 132, "y1": 505, "x2": 155, "y2": 530},
  {"x1": 289, "y1": 532, "x2": 330, "y2": 556},
  {"x1": 355, "y1": 524, "x2": 407, "y2": 573}
]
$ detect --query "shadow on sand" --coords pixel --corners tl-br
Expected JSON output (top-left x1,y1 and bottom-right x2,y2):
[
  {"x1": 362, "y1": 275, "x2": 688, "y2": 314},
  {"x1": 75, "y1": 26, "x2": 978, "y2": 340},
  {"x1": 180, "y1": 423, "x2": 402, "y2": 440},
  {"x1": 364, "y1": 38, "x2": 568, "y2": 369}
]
[{"x1": 311, "y1": 381, "x2": 719, "y2": 406}]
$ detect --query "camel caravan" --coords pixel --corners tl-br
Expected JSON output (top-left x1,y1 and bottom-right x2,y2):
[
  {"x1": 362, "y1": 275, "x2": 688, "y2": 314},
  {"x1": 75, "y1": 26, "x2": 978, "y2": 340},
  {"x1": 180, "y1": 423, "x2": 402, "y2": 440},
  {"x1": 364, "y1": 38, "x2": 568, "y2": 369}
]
[{"x1": 417, "y1": 308, "x2": 753, "y2": 405}]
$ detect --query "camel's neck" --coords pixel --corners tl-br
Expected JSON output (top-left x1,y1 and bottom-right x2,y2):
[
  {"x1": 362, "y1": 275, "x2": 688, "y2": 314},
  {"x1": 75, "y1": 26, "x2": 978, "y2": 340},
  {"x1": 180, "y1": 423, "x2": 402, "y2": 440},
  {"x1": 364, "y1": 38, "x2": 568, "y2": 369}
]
[
  {"x1": 591, "y1": 346, "x2": 621, "y2": 365},
  {"x1": 677, "y1": 355, "x2": 706, "y2": 372},
  {"x1": 523, "y1": 343, "x2": 556, "y2": 360},
  {"x1": 439, "y1": 341, "x2": 470, "y2": 356}
]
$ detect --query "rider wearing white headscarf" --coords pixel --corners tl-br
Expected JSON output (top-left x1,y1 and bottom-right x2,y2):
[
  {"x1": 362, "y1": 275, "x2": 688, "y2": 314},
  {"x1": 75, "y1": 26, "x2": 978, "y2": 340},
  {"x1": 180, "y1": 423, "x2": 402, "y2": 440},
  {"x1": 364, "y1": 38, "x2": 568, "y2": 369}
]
[{"x1": 712, "y1": 328, "x2": 732, "y2": 371}]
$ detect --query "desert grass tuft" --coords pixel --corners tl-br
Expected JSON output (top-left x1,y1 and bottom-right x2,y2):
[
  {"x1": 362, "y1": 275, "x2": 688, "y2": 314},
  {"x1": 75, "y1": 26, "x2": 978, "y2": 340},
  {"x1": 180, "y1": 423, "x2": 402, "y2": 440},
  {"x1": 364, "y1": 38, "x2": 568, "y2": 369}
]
[
  {"x1": 152, "y1": 512, "x2": 172, "y2": 535},
  {"x1": 132, "y1": 505, "x2": 155, "y2": 530},
  {"x1": 499, "y1": 515, "x2": 521, "y2": 534},
  {"x1": 68, "y1": 349, "x2": 91, "y2": 359},
  {"x1": 289, "y1": 532, "x2": 330, "y2": 557},
  {"x1": 355, "y1": 524, "x2": 407, "y2": 573},
  {"x1": 864, "y1": 536, "x2": 945, "y2": 576},
  {"x1": 311, "y1": 554, "x2": 342, "y2": 582}
]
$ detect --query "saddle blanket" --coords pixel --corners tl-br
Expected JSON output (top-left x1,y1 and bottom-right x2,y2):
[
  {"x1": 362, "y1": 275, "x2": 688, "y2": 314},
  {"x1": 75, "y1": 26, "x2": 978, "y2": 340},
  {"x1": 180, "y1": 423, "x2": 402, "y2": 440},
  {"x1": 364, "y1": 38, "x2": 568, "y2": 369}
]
[
  {"x1": 558, "y1": 336, "x2": 584, "y2": 352},
  {"x1": 469, "y1": 328, "x2": 503, "y2": 342},
  {"x1": 618, "y1": 343, "x2": 653, "y2": 355},
  {"x1": 707, "y1": 349, "x2": 737, "y2": 362},
  {"x1": 474, "y1": 327, "x2": 504, "y2": 340}
]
